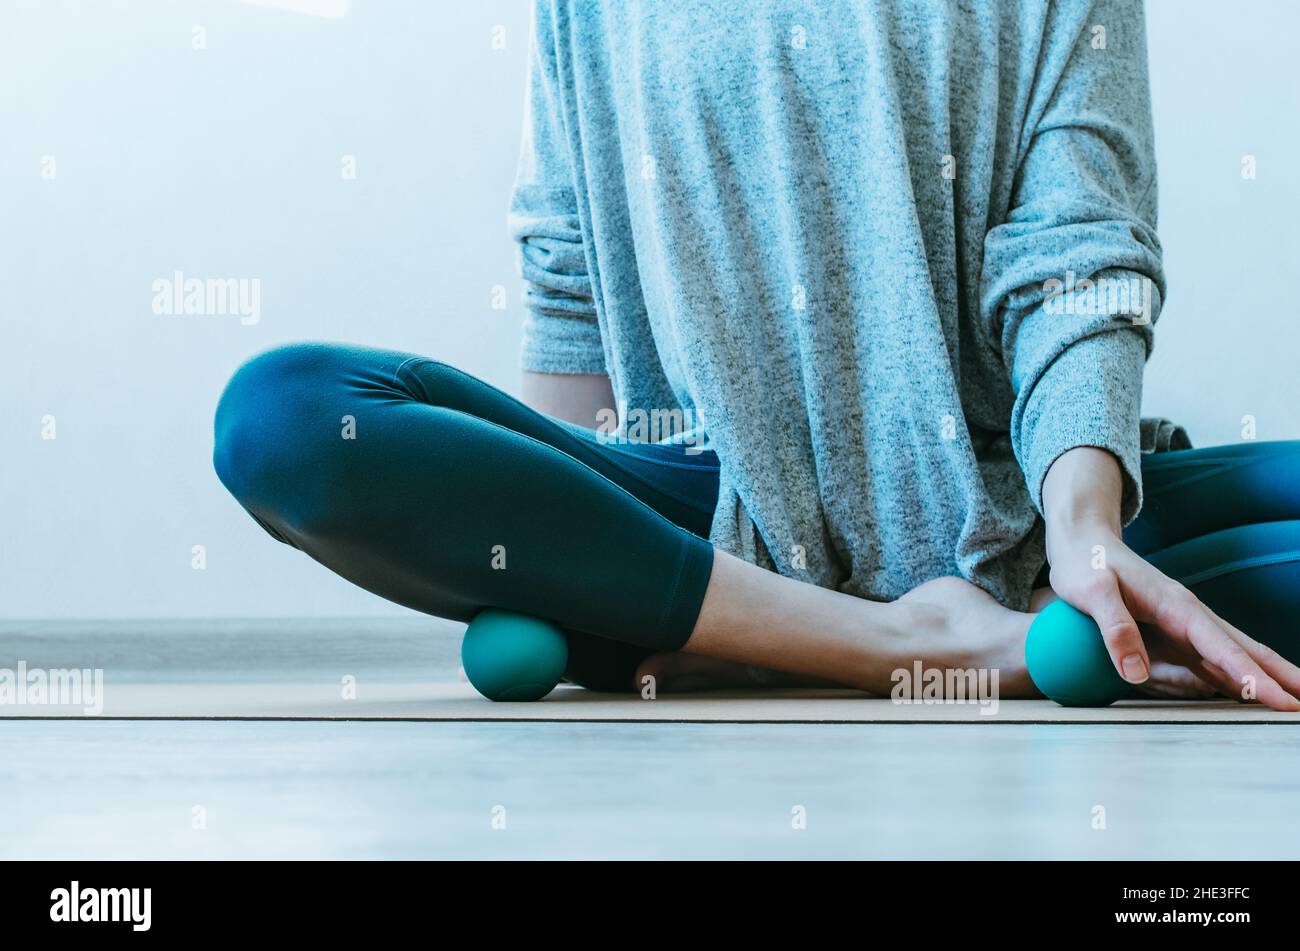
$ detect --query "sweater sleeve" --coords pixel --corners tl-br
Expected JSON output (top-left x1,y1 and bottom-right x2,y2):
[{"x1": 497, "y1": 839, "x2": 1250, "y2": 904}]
[
  {"x1": 980, "y1": 0, "x2": 1165, "y2": 526},
  {"x1": 507, "y1": 2, "x2": 606, "y2": 375}
]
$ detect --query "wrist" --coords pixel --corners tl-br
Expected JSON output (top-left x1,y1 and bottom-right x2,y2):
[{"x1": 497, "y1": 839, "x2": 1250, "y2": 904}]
[
  {"x1": 1046, "y1": 510, "x2": 1122, "y2": 543},
  {"x1": 1044, "y1": 514, "x2": 1123, "y2": 575},
  {"x1": 1042, "y1": 447, "x2": 1124, "y2": 537}
]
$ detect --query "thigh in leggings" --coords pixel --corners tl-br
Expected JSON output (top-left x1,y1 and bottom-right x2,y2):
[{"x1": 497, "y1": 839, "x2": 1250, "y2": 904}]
[
  {"x1": 213, "y1": 342, "x2": 721, "y2": 691},
  {"x1": 1124, "y1": 441, "x2": 1300, "y2": 664}
]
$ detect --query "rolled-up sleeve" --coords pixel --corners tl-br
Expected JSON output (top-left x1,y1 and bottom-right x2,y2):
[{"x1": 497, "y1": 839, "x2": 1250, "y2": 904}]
[
  {"x1": 981, "y1": 0, "x2": 1165, "y2": 525},
  {"x1": 507, "y1": 2, "x2": 606, "y2": 375}
]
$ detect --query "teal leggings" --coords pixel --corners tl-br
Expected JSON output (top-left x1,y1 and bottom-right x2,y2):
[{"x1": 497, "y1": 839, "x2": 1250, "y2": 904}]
[{"x1": 214, "y1": 342, "x2": 1300, "y2": 690}]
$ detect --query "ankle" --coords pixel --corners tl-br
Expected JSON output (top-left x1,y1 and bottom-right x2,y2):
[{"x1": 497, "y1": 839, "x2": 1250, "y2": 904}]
[
  {"x1": 851, "y1": 599, "x2": 954, "y2": 689},
  {"x1": 881, "y1": 597, "x2": 1004, "y2": 671}
]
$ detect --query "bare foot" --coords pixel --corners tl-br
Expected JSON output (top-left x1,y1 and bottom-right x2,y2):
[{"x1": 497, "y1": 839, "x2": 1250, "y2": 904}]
[
  {"x1": 894, "y1": 576, "x2": 1038, "y2": 697},
  {"x1": 633, "y1": 651, "x2": 844, "y2": 693},
  {"x1": 632, "y1": 652, "x2": 758, "y2": 693}
]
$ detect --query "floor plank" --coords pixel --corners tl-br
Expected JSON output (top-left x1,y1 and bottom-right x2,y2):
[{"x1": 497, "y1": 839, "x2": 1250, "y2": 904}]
[{"x1": 2, "y1": 720, "x2": 1296, "y2": 859}]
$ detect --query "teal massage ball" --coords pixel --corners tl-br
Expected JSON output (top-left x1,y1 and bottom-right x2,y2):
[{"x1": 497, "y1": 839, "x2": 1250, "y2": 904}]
[
  {"x1": 461, "y1": 609, "x2": 568, "y2": 702},
  {"x1": 1025, "y1": 599, "x2": 1132, "y2": 707}
]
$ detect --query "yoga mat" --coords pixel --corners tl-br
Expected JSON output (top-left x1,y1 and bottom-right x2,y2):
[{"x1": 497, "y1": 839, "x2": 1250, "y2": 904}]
[
  {"x1": 4, "y1": 682, "x2": 1298, "y2": 722},
  {"x1": 3, "y1": 619, "x2": 1297, "y2": 722}
]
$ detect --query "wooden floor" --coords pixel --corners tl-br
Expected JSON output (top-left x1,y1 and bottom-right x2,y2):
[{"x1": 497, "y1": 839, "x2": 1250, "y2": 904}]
[
  {"x1": 3, "y1": 618, "x2": 1299, "y2": 859},
  {"x1": 3, "y1": 719, "x2": 1299, "y2": 859}
]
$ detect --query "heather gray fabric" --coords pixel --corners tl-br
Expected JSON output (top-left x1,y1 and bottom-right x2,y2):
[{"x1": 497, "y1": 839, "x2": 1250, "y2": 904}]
[{"x1": 509, "y1": 0, "x2": 1177, "y2": 610}]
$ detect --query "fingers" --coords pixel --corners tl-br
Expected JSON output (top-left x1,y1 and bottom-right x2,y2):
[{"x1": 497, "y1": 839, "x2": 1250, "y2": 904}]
[
  {"x1": 1205, "y1": 607, "x2": 1300, "y2": 700},
  {"x1": 1072, "y1": 570, "x2": 1150, "y2": 685},
  {"x1": 1157, "y1": 590, "x2": 1300, "y2": 711},
  {"x1": 1137, "y1": 661, "x2": 1219, "y2": 700},
  {"x1": 1193, "y1": 659, "x2": 1243, "y2": 702}
]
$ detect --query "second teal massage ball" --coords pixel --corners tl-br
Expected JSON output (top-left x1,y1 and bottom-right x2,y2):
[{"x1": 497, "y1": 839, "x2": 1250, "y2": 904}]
[
  {"x1": 1025, "y1": 599, "x2": 1131, "y2": 707},
  {"x1": 461, "y1": 609, "x2": 568, "y2": 702}
]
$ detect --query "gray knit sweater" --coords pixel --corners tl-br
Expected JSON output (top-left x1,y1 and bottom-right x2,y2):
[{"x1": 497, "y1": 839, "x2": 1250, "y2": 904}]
[{"x1": 509, "y1": 0, "x2": 1184, "y2": 610}]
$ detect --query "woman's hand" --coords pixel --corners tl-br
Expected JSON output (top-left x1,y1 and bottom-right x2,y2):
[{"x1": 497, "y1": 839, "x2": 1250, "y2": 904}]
[{"x1": 1042, "y1": 448, "x2": 1300, "y2": 711}]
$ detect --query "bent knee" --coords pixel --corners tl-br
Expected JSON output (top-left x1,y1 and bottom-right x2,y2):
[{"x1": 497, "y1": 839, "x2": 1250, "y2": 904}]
[
  {"x1": 213, "y1": 342, "x2": 465, "y2": 536},
  {"x1": 213, "y1": 343, "x2": 358, "y2": 526}
]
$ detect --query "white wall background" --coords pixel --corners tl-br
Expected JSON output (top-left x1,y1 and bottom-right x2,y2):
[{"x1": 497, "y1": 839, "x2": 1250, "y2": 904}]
[{"x1": 2, "y1": 0, "x2": 1296, "y2": 619}]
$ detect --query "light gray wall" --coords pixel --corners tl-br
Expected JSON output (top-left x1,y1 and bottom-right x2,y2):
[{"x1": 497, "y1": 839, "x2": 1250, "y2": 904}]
[
  {"x1": 1143, "y1": 0, "x2": 1300, "y2": 446},
  {"x1": 2, "y1": 0, "x2": 1297, "y2": 619}
]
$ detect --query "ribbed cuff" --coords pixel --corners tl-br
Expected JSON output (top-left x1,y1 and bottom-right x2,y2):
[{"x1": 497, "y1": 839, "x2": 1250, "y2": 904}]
[
  {"x1": 520, "y1": 340, "x2": 609, "y2": 375},
  {"x1": 520, "y1": 308, "x2": 608, "y2": 375},
  {"x1": 1019, "y1": 329, "x2": 1147, "y2": 526}
]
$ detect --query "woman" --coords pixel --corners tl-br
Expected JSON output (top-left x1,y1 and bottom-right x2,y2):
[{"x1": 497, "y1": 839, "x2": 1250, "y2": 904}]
[{"x1": 213, "y1": 0, "x2": 1300, "y2": 708}]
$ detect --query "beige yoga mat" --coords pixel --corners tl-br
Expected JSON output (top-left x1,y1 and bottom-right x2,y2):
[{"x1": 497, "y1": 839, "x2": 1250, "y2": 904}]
[
  {"x1": 4, "y1": 620, "x2": 1297, "y2": 722},
  {"x1": 4, "y1": 681, "x2": 1298, "y2": 722}
]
